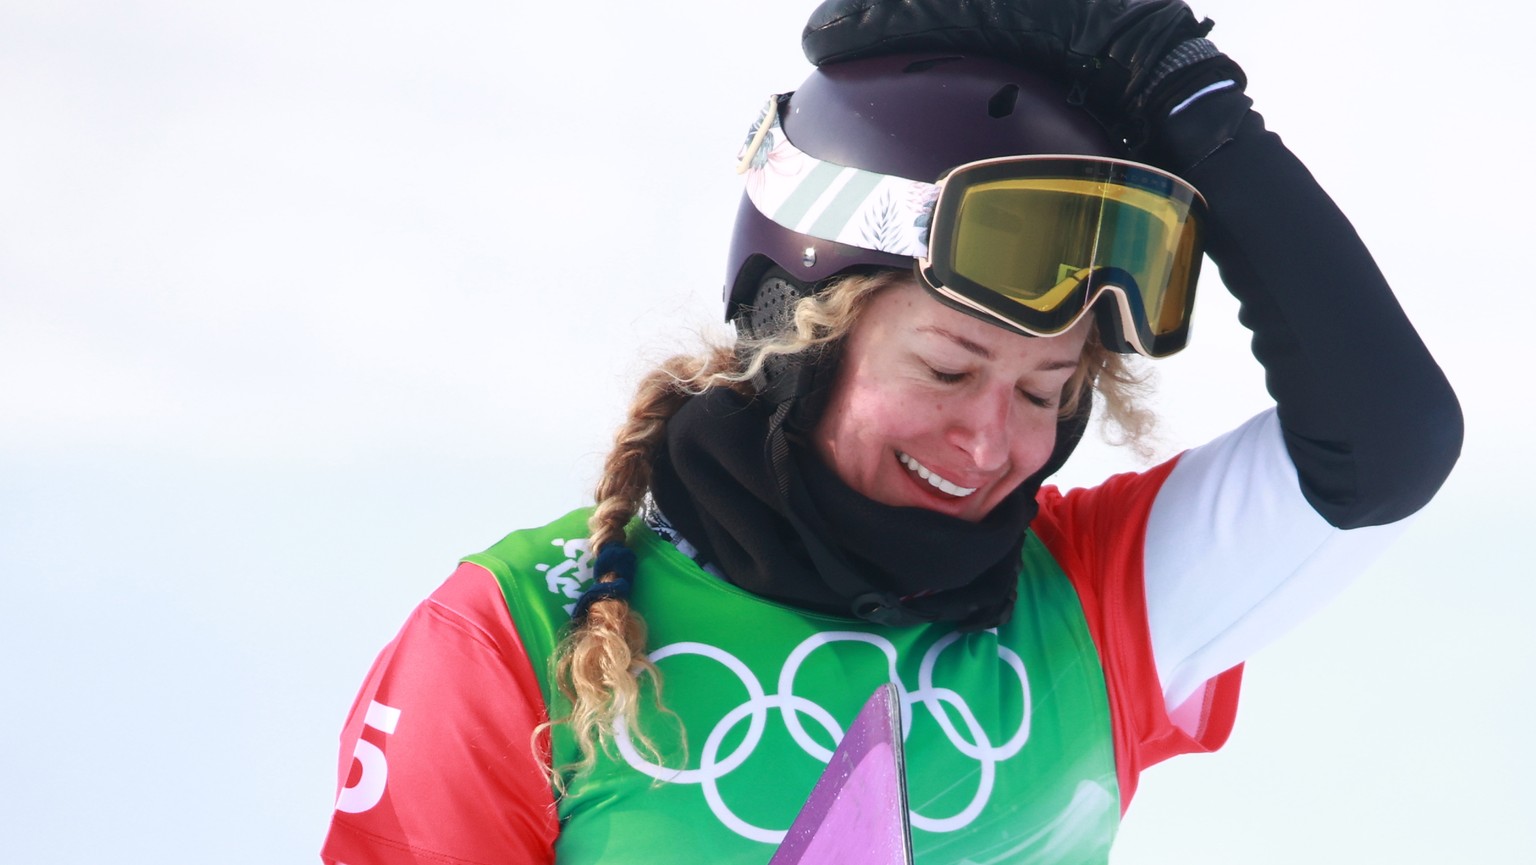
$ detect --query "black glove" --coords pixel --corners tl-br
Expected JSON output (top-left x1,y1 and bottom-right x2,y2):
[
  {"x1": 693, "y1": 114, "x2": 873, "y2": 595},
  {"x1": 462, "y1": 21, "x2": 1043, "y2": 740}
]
[{"x1": 802, "y1": 0, "x2": 1246, "y2": 168}]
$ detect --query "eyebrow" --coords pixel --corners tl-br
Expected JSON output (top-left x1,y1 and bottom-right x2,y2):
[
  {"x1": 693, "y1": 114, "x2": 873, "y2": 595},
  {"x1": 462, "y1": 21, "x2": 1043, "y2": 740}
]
[
  {"x1": 918, "y1": 325, "x2": 994, "y2": 360},
  {"x1": 917, "y1": 325, "x2": 1080, "y2": 371}
]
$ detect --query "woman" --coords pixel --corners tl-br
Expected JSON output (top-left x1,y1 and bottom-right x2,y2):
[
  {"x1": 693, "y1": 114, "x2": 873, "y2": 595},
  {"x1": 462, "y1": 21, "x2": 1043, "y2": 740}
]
[{"x1": 321, "y1": 2, "x2": 1462, "y2": 863}]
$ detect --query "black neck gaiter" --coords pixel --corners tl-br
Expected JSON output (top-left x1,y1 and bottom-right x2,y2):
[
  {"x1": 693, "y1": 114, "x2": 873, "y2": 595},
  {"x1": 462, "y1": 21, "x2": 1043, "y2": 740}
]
[{"x1": 648, "y1": 388, "x2": 1042, "y2": 630}]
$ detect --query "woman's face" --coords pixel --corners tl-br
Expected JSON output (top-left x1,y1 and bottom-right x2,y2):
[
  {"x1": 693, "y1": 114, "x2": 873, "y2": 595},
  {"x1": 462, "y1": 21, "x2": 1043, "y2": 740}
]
[{"x1": 810, "y1": 281, "x2": 1090, "y2": 523}]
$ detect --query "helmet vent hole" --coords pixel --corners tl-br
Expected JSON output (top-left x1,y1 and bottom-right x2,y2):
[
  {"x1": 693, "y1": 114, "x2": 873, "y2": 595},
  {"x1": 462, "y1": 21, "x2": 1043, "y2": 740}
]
[
  {"x1": 988, "y1": 84, "x2": 1020, "y2": 118},
  {"x1": 902, "y1": 56, "x2": 964, "y2": 74}
]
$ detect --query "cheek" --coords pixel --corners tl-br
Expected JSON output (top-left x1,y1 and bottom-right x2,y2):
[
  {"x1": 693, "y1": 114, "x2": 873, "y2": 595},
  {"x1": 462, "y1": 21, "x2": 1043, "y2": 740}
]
[
  {"x1": 1010, "y1": 411, "x2": 1062, "y2": 476},
  {"x1": 838, "y1": 391, "x2": 909, "y2": 452},
  {"x1": 817, "y1": 380, "x2": 922, "y2": 474}
]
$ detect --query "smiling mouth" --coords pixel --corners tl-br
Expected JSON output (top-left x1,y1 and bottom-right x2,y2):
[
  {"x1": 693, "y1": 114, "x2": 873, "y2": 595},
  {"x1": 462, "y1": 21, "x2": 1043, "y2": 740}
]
[{"x1": 897, "y1": 452, "x2": 978, "y2": 498}]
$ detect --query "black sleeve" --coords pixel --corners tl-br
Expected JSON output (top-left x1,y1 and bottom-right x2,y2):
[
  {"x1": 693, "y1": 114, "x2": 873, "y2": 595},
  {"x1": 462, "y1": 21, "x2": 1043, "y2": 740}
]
[{"x1": 1165, "y1": 89, "x2": 1463, "y2": 529}]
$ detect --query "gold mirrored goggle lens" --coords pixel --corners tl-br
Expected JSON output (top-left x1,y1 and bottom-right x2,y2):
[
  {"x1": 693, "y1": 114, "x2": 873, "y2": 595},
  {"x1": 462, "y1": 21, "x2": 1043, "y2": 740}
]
[{"x1": 923, "y1": 162, "x2": 1205, "y2": 356}]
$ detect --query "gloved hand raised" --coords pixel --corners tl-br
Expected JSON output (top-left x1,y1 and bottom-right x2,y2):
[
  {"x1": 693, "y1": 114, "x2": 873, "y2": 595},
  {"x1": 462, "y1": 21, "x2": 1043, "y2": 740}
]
[{"x1": 802, "y1": 0, "x2": 1246, "y2": 163}]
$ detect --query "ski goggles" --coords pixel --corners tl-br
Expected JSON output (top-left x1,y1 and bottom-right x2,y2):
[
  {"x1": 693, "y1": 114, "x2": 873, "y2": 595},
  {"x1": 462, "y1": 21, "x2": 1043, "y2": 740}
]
[
  {"x1": 916, "y1": 156, "x2": 1205, "y2": 358},
  {"x1": 740, "y1": 105, "x2": 1207, "y2": 357}
]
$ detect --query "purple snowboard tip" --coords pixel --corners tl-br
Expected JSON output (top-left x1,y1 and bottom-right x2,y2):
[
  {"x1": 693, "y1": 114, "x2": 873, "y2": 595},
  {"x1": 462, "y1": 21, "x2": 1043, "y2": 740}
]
[{"x1": 769, "y1": 683, "x2": 913, "y2": 865}]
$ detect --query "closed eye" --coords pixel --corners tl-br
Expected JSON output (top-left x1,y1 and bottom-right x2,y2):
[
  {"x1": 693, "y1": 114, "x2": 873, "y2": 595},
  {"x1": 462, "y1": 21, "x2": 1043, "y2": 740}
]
[
  {"x1": 1019, "y1": 387, "x2": 1056, "y2": 409},
  {"x1": 927, "y1": 366, "x2": 967, "y2": 385}
]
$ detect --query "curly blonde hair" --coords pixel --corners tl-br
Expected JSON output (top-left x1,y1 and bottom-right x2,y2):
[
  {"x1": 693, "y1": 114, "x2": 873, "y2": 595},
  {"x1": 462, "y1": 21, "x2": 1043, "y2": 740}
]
[{"x1": 548, "y1": 270, "x2": 1152, "y2": 778}]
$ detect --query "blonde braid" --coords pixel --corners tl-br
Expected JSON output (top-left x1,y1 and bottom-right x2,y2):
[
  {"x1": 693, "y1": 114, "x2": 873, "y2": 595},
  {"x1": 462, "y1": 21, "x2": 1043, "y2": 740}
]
[{"x1": 550, "y1": 347, "x2": 744, "y2": 777}]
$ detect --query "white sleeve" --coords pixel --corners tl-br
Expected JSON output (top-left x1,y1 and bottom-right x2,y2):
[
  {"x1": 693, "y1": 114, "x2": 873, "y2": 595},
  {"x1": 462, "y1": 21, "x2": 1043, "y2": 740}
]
[{"x1": 1144, "y1": 408, "x2": 1411, "y2": 709}]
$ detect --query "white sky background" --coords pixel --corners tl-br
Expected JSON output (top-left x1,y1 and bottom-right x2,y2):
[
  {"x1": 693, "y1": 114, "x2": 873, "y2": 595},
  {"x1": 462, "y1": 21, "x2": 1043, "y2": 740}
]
[{"x1": 1, "y1": 1, "x2": 1530, "y2": 861}]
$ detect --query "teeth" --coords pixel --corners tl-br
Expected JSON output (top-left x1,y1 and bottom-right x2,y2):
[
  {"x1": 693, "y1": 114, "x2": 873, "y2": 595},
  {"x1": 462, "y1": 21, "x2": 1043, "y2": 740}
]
[{"x1": 897, "y1": 452, "x2": 977, "y2": 497}]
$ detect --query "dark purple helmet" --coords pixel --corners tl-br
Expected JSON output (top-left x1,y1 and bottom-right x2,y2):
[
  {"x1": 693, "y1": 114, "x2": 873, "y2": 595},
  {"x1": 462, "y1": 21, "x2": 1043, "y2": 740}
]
[{"x1": 725, "y1": 52, "x2": 1120, "y2": 325}]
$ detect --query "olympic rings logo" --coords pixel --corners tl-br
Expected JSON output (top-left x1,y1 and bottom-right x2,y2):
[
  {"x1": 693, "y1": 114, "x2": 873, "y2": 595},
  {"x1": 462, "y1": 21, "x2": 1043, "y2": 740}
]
[{"x1": 613, "y1": 631, "x2": 1031, "y2": 844}]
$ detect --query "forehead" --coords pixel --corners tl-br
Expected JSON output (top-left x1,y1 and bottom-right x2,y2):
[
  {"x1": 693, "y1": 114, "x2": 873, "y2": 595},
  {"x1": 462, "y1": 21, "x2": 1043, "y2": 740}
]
[{"x1": 853, "y1": 281, "x2": 1088, "y2": 365}]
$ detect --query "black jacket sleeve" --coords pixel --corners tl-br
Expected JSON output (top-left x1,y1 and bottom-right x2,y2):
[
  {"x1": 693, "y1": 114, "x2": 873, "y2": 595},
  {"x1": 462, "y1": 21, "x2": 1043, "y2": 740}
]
[{"x1": 1163, "y1": 89, "x2": 1463, "y2": 528}]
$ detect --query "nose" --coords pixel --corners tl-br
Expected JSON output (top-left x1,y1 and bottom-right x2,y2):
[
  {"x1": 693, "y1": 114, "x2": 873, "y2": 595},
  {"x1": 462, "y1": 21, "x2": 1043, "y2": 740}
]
[{"x1": 946, "y1": 386, "x2": 1014, "y2": 473}]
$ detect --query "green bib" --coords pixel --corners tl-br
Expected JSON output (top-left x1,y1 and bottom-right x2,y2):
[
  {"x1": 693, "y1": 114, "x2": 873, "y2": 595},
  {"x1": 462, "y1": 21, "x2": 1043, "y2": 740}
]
[{"x1": 466, "y1": 509, "x2": 1120, "y2": 864}]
